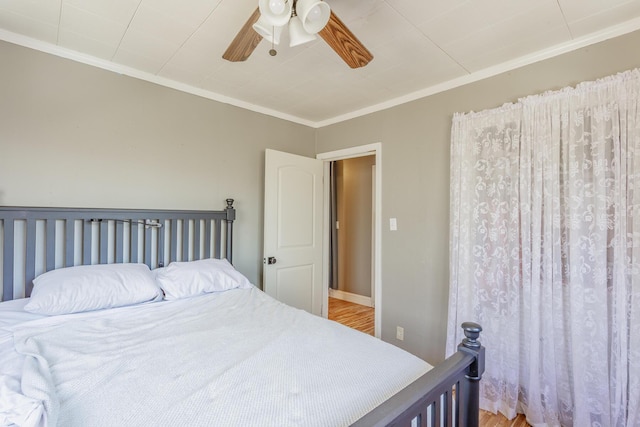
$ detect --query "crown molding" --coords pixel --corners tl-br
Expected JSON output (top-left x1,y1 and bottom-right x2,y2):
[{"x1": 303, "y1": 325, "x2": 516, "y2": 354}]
[
  {"x1": 313, "y1": 16, "x2": 640, "y2": 128},
  {"x1": 3, "y1": 16, "x2": 640, "y2": 130},
  {"x1": 0, "y1": 29, "x2": 316, "y2": 128}
]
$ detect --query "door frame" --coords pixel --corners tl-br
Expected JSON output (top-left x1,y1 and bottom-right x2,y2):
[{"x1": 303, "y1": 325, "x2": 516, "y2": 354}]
[{"x1": 317, "y1": 142, "x2": 382, "y2": 339}]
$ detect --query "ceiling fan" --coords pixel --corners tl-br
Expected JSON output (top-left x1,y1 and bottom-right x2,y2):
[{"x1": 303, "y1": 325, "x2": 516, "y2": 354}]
[{"x1": 222, "y1": 0, "x2": 373, "y2": 68}]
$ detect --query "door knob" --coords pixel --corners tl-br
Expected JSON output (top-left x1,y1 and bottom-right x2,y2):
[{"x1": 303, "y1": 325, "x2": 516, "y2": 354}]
[{"x1": 267, "y1": 257, "x2": 277, "y2": 265}]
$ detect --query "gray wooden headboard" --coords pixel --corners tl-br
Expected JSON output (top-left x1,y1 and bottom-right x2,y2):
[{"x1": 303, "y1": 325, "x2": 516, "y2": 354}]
[{"x1": 0, "y1": 199, "x2": 236, "y2": 301}]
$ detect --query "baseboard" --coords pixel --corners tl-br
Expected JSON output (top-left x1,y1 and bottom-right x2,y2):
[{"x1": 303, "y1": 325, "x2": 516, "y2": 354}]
[{"x1": 329, "y1": 288, "x2": 373, "y2": 307}]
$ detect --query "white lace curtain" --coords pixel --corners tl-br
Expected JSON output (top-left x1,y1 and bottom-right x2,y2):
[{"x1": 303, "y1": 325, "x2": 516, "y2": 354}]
[{"x1": 447, "y1": 69, "x2": 640, "y2": 426}]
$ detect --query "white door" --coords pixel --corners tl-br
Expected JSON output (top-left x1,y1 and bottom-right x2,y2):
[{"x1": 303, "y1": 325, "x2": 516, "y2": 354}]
[{"x1": 263, "y1": 149, "x2": 323, "y2": 315}]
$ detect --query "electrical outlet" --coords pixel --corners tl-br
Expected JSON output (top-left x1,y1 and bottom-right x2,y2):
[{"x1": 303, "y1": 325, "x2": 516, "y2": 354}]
[{"x1": 396, "y1": 326, "x2": 404, "y2": 341}]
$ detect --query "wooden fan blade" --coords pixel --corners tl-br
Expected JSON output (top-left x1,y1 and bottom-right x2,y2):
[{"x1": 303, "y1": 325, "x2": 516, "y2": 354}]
[
  {"x1": 222, "y1": 8, "x2": 263, "y2": 62},
  {"x1": 318, "y1": 11, "x2": 373, "y2": 69}
]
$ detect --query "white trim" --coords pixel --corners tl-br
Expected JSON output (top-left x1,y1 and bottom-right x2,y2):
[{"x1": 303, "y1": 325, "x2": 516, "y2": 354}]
[
  {"x1": 0, "y1": 29, "x2": 316, "y2": 128},
  {"x1": 316, "y1": 143, "x2": 380, "y2": 161},
  {"x1": 328, "y1": 288, "x2": 373, "y2": 308},
  {"x1": 5, "y1": 16, "x2": 640, "y2": 129},
  {"x1": 317, "y1": 142, "x2": 382, "y2": 339},
  {"x1": 321, "y1": 160, "x2": 331, "y2": 320},
  {"x1": 313, "y1": 16, "x2": 640, "y2": 127},
  {"x1": 371, "y1": 164, "x2": 376, "y2": 308}
]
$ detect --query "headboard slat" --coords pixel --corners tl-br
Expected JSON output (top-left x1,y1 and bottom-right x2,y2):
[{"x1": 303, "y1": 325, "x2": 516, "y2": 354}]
[
  {"x1": 115, "y1": 221, "x2": 124, "y2": 264},
  {"x1": 46, "y1": 219, "x2": 56, "y2": 272},
  {"x1": 25, "y1": 220, "x2": 37, "y2": 297},
  {"x1": 204, "y1": 220, "x2": 211, "y2": 259},
  {"x1": 82, "y1": 220, "x2": 91, "y2": 265},
  {"x1": 99, "y1": 222, "x2": 108, "y2": 265},
  {"x1": 0, "y1": 202, "x2": 235, "y2": 301},
  {"x1": 194, "y1": 220, "x2": 202, "y2": 261},
  {"x1": 170, "y1": 219, "x2": 178, "y2": 262},
  {"x1": 214, "y1": 220, "x2": 221, "y2": 259},
  {"x1": 144, "y1": 225, "x2": 152, "y2": 267},
  {"x1": 65, "y1": 221, "x2": 74, "y2": 268},
  {"x1": 131, "y1": 222, "x2": 139, "y2": 264},
  {"x1": 182, "y1": 220, "x2": 189, "y2": 262}
]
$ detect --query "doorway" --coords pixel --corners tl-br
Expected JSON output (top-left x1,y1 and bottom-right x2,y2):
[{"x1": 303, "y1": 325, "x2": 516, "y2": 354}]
[
  {"x1": 317, "y1": 143, "x2": 381, "y2": 338},
  {"x1": 326, "y1": 156, "x2": 375, "y2": 335}
]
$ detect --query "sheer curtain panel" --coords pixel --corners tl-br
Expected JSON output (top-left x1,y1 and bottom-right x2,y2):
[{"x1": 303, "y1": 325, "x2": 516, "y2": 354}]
[{"x1": 447, "y1": 69, "x2": 640, "y2": 427}]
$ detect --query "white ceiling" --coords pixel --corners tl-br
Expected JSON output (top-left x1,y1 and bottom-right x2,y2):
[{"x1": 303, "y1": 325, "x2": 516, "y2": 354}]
[{"x1": 1, "y1": 0, "x2": 640, "y2": 127}]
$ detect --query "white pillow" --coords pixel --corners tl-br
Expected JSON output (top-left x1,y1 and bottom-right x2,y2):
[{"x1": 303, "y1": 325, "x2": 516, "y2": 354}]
[
  {"x1": 154, "y1": 258, "x2": 252, "y2": 300},
  {"x1": 24, "y1": 263, "x2": 163, "y2": 315}
]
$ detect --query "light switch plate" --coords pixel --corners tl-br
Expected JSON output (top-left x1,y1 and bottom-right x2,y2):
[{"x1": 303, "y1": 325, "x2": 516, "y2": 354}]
[{"x1": 389, "y1": 217, "x2": 397, "y2": 231}]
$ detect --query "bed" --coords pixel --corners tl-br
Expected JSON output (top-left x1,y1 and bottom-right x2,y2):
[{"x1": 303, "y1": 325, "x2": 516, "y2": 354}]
[{"x1": 0, "y1": 201, "x2": 485, "y2": 427}]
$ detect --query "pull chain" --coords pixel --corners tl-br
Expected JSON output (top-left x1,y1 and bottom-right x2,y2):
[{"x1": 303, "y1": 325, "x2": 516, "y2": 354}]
[{"x1": 269, "y1": 26, "x2": 277, "y2": 56}]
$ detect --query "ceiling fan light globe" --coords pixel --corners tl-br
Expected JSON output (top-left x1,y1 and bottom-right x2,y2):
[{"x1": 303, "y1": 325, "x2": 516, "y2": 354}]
[
  {"x1": 296, "y1": 0, "x2": 330, "y2": 34},
  {"x1": 269, "y1": 0, "x2": 285, "y2": 15},
  {"x1": 289, "y1": 16, "x2": 317, "y2": 47},
  {"x1": 258, "y1": 0, "x2": 292, "y2": 27},
  {"x1": 307, "y1": 5, "x2": 322, "y2": 22},
  {"x1": 252, "y1": 17, "x2": 283, "y2": 45}
]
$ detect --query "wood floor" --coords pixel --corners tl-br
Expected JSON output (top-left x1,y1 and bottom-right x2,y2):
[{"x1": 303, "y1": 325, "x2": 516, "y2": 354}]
[
  {"x1": 479, "y1": 410, "x2": 529, "y2": 426},
  {"x1": 328, "y1": 297, "x2": 374, "y2": 335},
  {"x1": 327, "y1": 297, "x2": 530, "y2": 427}
]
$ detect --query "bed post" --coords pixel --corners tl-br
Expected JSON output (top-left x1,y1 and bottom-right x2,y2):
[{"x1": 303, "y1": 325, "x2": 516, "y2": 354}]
[
  {"x1": 225, "y1": 199, "x2": 235, "y2": 264},
  {"x1": 457, "y1": 322, "x2": 485, "y2": 426}
]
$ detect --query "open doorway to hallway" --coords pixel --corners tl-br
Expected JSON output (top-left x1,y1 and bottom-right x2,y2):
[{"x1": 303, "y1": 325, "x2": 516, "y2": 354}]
[{"x1": 327, "y1": 156, "x2": 375, "y2": 335}]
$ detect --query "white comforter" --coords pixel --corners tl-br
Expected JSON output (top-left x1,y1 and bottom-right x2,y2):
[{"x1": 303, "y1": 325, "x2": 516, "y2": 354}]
[{"x1": 3, "y1": 287, "x2": 430, "y2": 427}]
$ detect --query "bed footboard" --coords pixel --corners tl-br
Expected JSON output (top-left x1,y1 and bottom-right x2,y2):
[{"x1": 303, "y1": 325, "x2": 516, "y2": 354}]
[{"x1": 352, "y1": 323, "x2": 485, "y2": 427}]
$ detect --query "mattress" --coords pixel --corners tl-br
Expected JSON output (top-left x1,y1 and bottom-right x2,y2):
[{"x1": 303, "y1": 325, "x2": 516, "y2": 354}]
[{"x1": 0, "y1": 287, "x2": 431, "y2": 427}]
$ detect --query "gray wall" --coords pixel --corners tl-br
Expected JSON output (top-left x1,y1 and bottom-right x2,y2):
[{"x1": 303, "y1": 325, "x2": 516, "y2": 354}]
[
  {"x1": 335, "y1": 156, "x2": 374, "y2": 298},
  {"x1": 315, "y1": 29, "x2": 640, "y2": 364},
  {"x1": 3, "y1": 29, "x2": 640, "y2": 365},
  {"x1": 0, "y1": 40, "x2": 316, "y2": 287}
]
